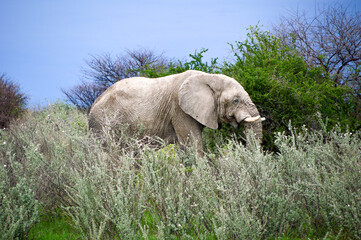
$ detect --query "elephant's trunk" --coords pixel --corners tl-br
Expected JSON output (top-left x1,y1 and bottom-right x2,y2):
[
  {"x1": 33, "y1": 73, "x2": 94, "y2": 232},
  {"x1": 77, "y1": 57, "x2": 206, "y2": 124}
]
[
  {"x1": 243, "y1": 108, "x2": 264, "y2": 144},
  {"x1": 244, "y1": 121, "x2": 263, "y2": 144}
]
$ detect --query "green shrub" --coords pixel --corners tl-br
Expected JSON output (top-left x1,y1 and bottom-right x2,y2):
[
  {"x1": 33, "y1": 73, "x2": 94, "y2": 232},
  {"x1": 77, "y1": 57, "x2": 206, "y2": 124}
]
[{"x1": 223, "y1": 26, "x2": 359, "y2": 150}]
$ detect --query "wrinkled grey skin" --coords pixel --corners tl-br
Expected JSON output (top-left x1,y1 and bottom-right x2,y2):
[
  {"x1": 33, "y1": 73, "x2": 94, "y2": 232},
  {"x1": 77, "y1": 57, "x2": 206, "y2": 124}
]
[{"x1": 89, "y1": 70, "x2": 264, "y2": 155}]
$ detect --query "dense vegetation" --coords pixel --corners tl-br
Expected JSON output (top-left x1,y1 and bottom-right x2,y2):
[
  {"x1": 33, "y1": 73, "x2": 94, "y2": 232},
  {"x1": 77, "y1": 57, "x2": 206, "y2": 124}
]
[{"x1": 1, "y1": 103, "x2": 360, "y2": 239}]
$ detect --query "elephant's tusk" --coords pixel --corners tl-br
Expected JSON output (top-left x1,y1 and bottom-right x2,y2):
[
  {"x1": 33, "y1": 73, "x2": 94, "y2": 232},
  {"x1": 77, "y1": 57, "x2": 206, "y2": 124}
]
[
  {"x1": 244, "y1": 116, "x2": 260, "y2": 122},
  {"x1": 244, "y1": 116, "x2": 266, "y2": 122}
]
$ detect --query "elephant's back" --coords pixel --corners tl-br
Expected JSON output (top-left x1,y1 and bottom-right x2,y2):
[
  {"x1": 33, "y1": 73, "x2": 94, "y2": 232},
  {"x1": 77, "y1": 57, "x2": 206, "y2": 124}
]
[
  {"x1": 92, "y1": 71, "x2": 202, "y2": 107},
  {"x1": 113, "y1": 77, "x2": 162, "y2": 99},
  {"x1": 91, "y1": 77, "x2": 160, "y2": 108},
  {"x1": 89, "y1": 76, "x2": 175, "y2": 128}
]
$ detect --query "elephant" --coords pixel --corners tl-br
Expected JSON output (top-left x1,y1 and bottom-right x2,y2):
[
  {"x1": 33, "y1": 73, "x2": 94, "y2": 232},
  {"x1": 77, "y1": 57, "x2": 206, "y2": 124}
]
[{"x1": 89, "y1": 70, "x2": 265, "y2": 155}]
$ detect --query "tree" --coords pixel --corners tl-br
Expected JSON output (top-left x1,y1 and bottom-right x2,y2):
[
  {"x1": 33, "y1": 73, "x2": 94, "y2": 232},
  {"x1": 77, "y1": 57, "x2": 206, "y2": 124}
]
[
  {"x1": 0, "y1": 73, "x2": 27, "y2": 128},
  {"x1": 63, "y1": 48, "x2": 169, "y2": 110},
  {"x1": 274, "y1": 4, "x2": 361, "y2": 84},
  {"x1": 274, "y1": 4, "x2": 361, "y2": 116},
  {"x1": 83, "y1": 48, "x2": 169, "y2": 88}
]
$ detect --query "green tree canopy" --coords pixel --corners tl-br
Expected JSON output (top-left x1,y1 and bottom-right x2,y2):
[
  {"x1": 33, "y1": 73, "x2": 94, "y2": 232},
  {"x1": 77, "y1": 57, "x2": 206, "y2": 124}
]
[{"x1": 223, "y1": 26, "x2": 359, "y2": 149}]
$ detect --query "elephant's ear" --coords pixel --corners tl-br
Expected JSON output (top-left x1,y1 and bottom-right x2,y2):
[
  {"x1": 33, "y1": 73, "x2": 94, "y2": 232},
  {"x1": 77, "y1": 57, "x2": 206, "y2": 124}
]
[{"x1": 178, "y1": 75, "x2": 218, "y2": 129}]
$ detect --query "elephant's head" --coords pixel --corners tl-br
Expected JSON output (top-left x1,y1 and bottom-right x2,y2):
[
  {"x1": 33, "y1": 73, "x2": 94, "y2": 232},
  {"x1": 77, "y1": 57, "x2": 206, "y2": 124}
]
[{"x1": 179, "y1": 71, "x2": 265, "y2": 143}]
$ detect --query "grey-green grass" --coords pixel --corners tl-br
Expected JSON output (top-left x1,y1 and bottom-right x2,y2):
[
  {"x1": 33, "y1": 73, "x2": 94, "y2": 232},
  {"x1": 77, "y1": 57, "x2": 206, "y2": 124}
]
[{"x1": 0, "y1": 102, "x2": 360, "y2": 239}]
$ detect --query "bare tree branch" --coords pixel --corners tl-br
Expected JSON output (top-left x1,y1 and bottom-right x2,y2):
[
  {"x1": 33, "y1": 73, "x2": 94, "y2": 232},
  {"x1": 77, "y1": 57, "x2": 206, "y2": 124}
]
[
  {"x1": 82, "y1": 48, "x2": 169, "y2": 87},
  {"x1": 63, "y1": 48, "x2": 169, "y2": 110},
  {"x1": 61, "y1": 81, "x2": 106, "y2": 112},
  {"x1": 274, "y1": 4, "x2": 361, "y2": 87}
]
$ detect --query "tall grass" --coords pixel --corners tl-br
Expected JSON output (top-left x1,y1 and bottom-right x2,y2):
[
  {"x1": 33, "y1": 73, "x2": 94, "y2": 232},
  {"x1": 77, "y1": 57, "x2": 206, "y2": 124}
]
[{"x1": 1, "y1": 103, "x2": 360, "y2": 239}]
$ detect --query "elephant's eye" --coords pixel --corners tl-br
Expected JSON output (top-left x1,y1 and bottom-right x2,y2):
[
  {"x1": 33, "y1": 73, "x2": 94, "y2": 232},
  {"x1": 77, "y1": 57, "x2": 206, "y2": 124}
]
[{"x1": 232, "y1": 98, "x2": 239, "y2": 104}]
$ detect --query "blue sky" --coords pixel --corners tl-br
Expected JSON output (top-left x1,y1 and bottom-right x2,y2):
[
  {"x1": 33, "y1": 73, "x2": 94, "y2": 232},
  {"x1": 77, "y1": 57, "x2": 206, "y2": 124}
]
[{"x1": 1, "y1": 0, "x2": 359, "y2": 107}]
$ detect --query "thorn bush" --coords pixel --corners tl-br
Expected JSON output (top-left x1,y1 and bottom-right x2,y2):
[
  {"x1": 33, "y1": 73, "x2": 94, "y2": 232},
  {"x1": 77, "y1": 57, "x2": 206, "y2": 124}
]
[{"x1": 0, "y1": 73, "x2": 27, "y2": 129}]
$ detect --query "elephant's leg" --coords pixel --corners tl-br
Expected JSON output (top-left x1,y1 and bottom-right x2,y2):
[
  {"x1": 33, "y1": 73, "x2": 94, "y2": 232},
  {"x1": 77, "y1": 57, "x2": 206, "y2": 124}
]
[{"x1": 171, "y1": 111, "x2": 204, "y2": 157}]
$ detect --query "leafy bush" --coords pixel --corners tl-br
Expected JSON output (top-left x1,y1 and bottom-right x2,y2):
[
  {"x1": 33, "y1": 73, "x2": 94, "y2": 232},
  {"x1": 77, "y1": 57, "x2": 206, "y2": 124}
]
[
  {"x1": 0, "y1": 73, "x2": 27, "y2": 128},
  {"x1": 1, "y1": 103, "x2": 360, "y2": 239},
  {"x1": 223, "y1": 26, "x2": 359, "y2": 150}
]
